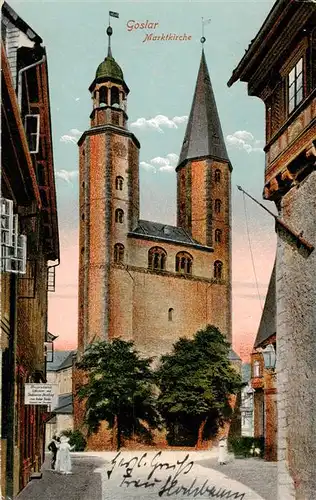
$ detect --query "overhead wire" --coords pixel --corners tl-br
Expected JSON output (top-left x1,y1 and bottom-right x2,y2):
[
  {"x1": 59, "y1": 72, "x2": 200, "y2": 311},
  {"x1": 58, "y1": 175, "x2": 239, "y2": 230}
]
[{"x1": 242, "y1": 191, "x2": 263, "y2": 311}]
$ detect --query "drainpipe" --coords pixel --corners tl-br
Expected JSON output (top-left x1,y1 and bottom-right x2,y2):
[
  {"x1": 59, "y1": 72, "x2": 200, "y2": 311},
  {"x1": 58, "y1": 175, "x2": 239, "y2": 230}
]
[{"x1": 17, "y1": 56, "x2": 46, "y2": 111}]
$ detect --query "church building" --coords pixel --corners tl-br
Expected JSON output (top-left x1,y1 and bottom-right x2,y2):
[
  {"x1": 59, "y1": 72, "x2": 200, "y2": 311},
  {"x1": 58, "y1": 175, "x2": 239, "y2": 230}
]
[{"x1": 77, "y1": 26, "x2": 233, "y2": 363}]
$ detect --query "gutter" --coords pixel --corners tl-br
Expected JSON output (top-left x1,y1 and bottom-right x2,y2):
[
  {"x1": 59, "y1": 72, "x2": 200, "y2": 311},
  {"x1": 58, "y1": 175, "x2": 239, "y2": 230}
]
[{"x1": 17, "y1": 55, "x2": 46, "y2": 111}]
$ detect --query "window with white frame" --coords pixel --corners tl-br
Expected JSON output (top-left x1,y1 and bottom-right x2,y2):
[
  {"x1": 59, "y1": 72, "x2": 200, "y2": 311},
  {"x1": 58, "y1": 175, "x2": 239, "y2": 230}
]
[
  {"x1": 288, "y1": 58, "x2": 303, "y2": 114},
  {"x1": 25, "y1": 115, "x2": 40, "y2": 154}
]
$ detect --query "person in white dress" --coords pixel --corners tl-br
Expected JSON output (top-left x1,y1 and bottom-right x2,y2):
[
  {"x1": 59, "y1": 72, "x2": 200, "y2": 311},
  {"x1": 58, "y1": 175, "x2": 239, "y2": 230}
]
[
  {"x1": 218, "y1": 437, "x2": 228, "y2": 465},
  {"x1": 55, "y1": 435, "x2": 75, "y2": 474}
]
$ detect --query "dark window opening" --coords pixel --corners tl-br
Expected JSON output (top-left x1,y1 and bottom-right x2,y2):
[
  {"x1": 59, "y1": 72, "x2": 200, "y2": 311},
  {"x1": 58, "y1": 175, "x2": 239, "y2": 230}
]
[
  {"x1": 215, "y1": 169, "x2": 221, "y2": 183},
  {"x1": 168, "y1": 308, "x2": 174, "y2": 321},
  {"x1": 115, "y1": 176, "x2": 124, "y2": 190},
  {"x1": 111, "y1": 86, "x2": 120, "y2": 106},
  {"x1": 148, "y1": 247, "x2": 167, "y2": 271},
  {"x1": 115, "y1": 208, "x2": 124, "y2": 223},
  {"x1": 215, "y1": 199, "x2": 221, "y2": 214},
  {"x1": 114, "y1": 243, "x2": 124, "y2": 264},
  {"x1": 215, "y1": 229, "x2": 222, "y2": 243},
  {"x1": 99, "y1": 86, "x2": 107, "y2": 106},
  {"x1": 214, "y1": 260, "x2": 223, "y2": 280},
  {"x1": 176, "y1": 252, "x2": 193, "y2": 275}
]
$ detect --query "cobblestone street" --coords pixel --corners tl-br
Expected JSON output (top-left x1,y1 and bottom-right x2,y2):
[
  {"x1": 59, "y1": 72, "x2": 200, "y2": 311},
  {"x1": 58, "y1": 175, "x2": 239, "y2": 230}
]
[
  {"x1": 15, "y1": 451, "x2": 277, "y2": 500},
  {"x1": 197, "y1": 457, "x2": 277, "y2": 500}
]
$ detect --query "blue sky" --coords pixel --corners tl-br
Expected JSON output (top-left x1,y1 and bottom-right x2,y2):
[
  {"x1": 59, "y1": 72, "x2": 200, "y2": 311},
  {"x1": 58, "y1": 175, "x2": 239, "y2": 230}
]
[{"x1": 11, "y1": 0, "x2": 277, "y2": 357}]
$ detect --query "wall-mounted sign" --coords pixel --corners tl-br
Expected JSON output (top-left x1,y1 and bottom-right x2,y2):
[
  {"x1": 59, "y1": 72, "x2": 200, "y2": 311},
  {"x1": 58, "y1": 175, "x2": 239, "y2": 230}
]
[{"x1": 25, "y1": 383, "x2": 58, "y2": 405}]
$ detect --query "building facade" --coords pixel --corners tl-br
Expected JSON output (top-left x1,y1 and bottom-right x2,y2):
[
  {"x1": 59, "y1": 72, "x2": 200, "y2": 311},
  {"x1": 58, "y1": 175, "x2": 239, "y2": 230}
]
[
  {"x1": 240, "y1": 364, "x2": 254, "y2": 438},
  {"x1": 251, "y1": 265, "x2": 277, "y2": 461},
  {"x1": 74, "y1": 29, "x2": 234, "y2": 448},
  {"x1": 228, "y1": 0, "x2": 316, "y2": 496},
  {"x1": 45, "y1": 351, "x2": 75, "y2": 445},
  {"x1": 1, "y1": 2, "x2": 59, "y2": 497}
]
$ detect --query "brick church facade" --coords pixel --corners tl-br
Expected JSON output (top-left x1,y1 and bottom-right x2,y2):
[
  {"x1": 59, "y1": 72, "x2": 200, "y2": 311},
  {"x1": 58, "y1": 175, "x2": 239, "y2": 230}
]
[{"x1": 74, "y1": 28, "x2": 235, "y2": 447}]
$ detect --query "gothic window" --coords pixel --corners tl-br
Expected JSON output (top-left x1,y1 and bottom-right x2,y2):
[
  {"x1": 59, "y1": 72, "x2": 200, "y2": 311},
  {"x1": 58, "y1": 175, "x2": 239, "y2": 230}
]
[
  {"x1": 215, "y1": 199, "x2": 221, "y2": 214},
  {"x1": 115, "y1": 176, "x2": 124, "y2": 190},
  {"x1": 215, "y1": 169, "x2": 221, "y2": 183},
  {"x1": 214, "y1": 260, "x2": 223, "y2": 280},
  {"x1": 288, "y1": 57, "x2": 303, "y2": 114},
  {"x1": 115, "y1": 208, "x2": 124, "y2": 224},
  {"x1": 111, "y1": 86, "x2": 120, "y2": 106},
  {"x1": 99, "y1": 86, "x2": 107, "y2": 106},
  {"x1": 114, "y1": 243, "x2": 124, "y2": 264},
  {"x1": 176, "y1": 252, "x2": 193, "y2": 275},
  {"x1": 215, "y1": 229, "x2": 222, "y2": 243},
  {"x1": 253, "y1": 360, "x2": 261, "y2": 378},
  {"x1": 168, "y1": 308, "x2": 174, "y2": 321},
  {"x1": 148, "y1": 247, "x2": 167, "y2": 271}
]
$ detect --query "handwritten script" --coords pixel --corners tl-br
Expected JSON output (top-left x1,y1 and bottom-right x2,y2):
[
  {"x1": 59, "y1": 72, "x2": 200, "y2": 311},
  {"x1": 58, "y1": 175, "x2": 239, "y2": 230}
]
[{"x1": 106, "y1": 451, "x2": 246, "y2": 498}]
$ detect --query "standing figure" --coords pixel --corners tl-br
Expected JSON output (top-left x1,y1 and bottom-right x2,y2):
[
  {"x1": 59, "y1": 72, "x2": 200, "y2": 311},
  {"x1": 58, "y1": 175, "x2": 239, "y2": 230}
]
[
  {"x1": 47, "y1": 435, "x2": 59, "y2": 470},
  {"x1": 55, "y1": 435, "x2": 75, "y2": 474},
  {"x1": 218, "y1": 437, "x2": 228, "y2": 465}
]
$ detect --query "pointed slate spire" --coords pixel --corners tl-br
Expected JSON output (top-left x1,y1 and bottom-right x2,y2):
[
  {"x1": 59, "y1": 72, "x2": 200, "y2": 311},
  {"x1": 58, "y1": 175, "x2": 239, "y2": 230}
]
[{"x1": 177, "y1": 49, "x2": 229, "y2": 169}]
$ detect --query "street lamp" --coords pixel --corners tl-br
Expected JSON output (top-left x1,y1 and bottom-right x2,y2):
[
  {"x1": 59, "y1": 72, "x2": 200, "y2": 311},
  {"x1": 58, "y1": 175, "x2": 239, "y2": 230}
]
[{"x1": 259, "y1": 344, "x2": 276, "y2": 370}]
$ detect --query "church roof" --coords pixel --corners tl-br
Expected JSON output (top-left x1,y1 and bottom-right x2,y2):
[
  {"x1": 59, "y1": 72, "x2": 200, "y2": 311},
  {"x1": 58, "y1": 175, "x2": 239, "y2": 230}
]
[
  {"x1": 177, "y1": 49, "x2": 230, "y2": 169},
  {"x1": 129, "y1": 220, "x2": 213, "y2": 252},
  {"x1": 254, "y1": 263, "x2": 276, "y2": 348}
]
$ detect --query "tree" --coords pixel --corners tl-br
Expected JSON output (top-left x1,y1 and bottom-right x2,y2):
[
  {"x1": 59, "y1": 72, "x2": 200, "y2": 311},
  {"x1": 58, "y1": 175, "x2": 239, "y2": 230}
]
[
  {"x1": 76, "y1": 338, "x2": 161, "y2": 450},
  {"x1": 156, "y1": 325, "x2": 243, "y2": 448}
]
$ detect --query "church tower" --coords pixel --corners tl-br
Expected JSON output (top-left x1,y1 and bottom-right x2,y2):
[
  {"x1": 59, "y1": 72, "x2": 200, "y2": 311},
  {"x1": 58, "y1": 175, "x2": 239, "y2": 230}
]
[
  {"x1": 77, "y1": 27, "x2": 140, "y2": 352},
  {"x1": 177, "y1": 48, "x2": 232, "y2": 340}
]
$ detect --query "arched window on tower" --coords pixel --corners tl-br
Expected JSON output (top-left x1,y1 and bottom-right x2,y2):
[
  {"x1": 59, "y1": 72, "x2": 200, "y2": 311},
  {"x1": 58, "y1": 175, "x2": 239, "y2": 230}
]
[
  {"x1": 176, "y1": 252, "x2": 193, "y2": 275},
  {"x1": 99, "y1": 86, "x2": 107, "y2": 106},
  {"x1": 215, "y1": 169, "x2": 221, "y2": 183},
  {"x1": 111, "y1": 86, "x2": 120, "y2": 106},
  {"x1": 115, "y1": 176, "x2": 124, "y2": 191},
  {"x1": 148, "y1": 247, "x2": 167, "y2": 271},
  {"x1": 215, "y1": 199, "x2": 222, "y2": 214},
  {"x1": 214, "y1": 260, "x2": 223, "y2": 280},
  {"x1": 114, "y1": 243, "x2": 125, "y2": 264},
  {"x1": 168, "y1": 308, "x2": 174, "y2": 321},
  {"x1": 215, "y1": 229, "x2": 222, "y2": 243},
  {"x1": 115, "y1": 208, "x2": 124, "y2": 224}
]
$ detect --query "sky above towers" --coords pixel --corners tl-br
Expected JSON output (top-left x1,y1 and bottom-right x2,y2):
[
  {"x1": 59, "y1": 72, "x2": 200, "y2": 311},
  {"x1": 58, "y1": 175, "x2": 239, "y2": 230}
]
[{"x1": 11, "y1": 0, "x2": 277, "y2": 361}]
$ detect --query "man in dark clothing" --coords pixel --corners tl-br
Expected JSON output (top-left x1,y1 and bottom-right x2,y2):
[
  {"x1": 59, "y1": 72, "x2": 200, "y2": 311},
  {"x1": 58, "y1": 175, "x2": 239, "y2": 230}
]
[{"x1": 48, "y1": 435, "x2": 59, "y2": 470}]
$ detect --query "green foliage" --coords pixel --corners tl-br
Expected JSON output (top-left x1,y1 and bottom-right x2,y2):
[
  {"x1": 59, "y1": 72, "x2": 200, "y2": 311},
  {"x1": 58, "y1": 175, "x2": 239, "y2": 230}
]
[
  {"x1": 59, "y1": 429, "x2": 87, "y2": 451},
  {"x1": 228, "y1": 436, "x2": 264, "y2": 458},
  {"x1": 76, "y1": 338, "x2": 161, "y2": 448},
  {"x1": 156, "y1": 325, "x2": 243, "y2": 446},
  {"x1": 69, "y1": 430, "x2": 87, "y2": 451}
]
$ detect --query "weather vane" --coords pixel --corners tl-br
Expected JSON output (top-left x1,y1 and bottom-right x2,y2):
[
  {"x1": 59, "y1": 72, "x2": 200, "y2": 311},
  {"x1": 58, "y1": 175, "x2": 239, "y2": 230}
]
[
  {"x1": 201, "y1": 17, "x2": 211, "y2": 45},
  {"x1": 107, "y1": 11, "x2": 119, "y2": 57}
]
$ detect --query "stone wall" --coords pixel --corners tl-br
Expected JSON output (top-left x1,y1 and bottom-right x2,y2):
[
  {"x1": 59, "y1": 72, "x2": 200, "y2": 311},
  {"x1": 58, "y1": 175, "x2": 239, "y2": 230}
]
[{"x1": 276, "y1": 171, "x2": 316, "y2": 499}]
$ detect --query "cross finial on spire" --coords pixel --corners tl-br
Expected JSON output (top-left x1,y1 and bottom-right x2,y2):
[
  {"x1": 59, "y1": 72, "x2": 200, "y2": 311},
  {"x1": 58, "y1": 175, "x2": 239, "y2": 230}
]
[{"x1": 201, "y1": 17, "x2": 211, "y2": 46}]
